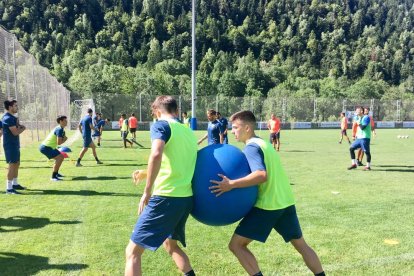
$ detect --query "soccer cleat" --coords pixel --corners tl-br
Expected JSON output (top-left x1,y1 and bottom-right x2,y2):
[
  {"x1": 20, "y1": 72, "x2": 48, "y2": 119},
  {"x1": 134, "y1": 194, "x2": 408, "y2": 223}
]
[
  {"x1": 6, "y1": 189, "x2": 21, "y2": 194},
  {"x1": 357, "y1": 161, "x2": 364, "y2": 166},
  {"x1": 51, "y1": 177, "x2": 62, "y2": 181},
  {"x1": 12, "y1": 184, "x2": 26, "y2": 190},
  {"x1": 76, "y1": 162, "x2": 83, "y2": 167},
  {"x1": 363, "y1": 166, "x2": 371, "y2": 171},
  {"x1": 338, "y1": 141, "x2": 342, "y2": 144},
  {"x1": 56, "y1": 173, "x2": 64, "y2": 178},
  {"x1": 96, "y1": 160, "x2": 103, "y2": 164},
  {"x1": 347, "y1": 164, "x2": 357, "y2": 170}
]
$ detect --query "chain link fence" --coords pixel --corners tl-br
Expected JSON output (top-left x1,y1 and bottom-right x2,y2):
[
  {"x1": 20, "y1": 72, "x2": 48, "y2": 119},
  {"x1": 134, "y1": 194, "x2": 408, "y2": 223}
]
[
  {"x1": 94, "y1": 93, "x2": 414, "y2": 126},
  {"x1": 0, "y1": 27, "x2": 71, "y2": 144}
]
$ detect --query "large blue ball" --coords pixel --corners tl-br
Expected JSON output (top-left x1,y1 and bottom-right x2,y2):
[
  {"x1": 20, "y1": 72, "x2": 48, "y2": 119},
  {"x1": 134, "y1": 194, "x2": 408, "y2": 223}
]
[{"x1": 191, "y1": 144, "x2": 258, "y2": 226}]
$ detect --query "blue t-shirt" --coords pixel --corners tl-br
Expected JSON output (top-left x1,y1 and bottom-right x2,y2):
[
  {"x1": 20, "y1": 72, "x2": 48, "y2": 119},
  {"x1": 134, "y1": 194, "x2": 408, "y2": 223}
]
[
  {"x1": 150, "y1": 119, "x2": 180, "y2": 143},
  {"x1": 361, "y1": 115, "x2": 370, "y2": 127},
  {"x1": 94, "y1": 119, "x2": 105, "y2": 133},
  {"x1": 219, "y1": 117, "x2": 228, "y2": 136},
  {"x1": 80, "y1": 115, "x2": 92, "y2": 138},
  {"x1": 2, "y1": 112, "x2": 20, "y2": 148},
  {"x1": 207, "y1": 120, "x2": 223, "y2": 145},
  {"x1": 243, "y1": 141, "x2": 266, "y2": 172}
]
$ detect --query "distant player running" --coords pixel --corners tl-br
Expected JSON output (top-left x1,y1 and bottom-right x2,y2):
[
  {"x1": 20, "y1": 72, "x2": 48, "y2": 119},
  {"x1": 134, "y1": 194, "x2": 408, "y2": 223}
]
[
  {"x1": 348, "y1": 107, "x2": 372, "y2": 171},
  {"x1": 39, "y1": 115, "x2": 68, "y2": 181},
  {"x1": 76, "y1": 108, "x2": 103, "y2": 167},
  {"x1": 339, "y1": 112, "x2": 351, "y2": 144},
  {"x1": 121, "y1": 114, "x2": 133, "y2": 148},
  {"x1": 128, "y1": 113, "x2": 138, "y2": 141},
  {"x1": 267, "y1": 113, "x2": 281, "y2": 151}
]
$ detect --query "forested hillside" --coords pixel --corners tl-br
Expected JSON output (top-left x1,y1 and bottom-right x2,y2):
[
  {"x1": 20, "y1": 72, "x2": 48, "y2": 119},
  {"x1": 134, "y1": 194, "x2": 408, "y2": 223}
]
[{"x1": 1, "y1": 0, "x2": 414, "y2": 99}]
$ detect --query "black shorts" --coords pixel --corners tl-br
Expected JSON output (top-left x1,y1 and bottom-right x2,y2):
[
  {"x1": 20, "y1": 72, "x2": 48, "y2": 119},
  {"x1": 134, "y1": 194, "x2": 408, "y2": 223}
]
[
  {"x1": 130, "y1": 128, "x2": 136, "y2": 133},
  {"x1": 341, "y1": 129, "x2": 347, "y2": 135},
  {"x1": 270, "y1": 132, "x2": 280, "y2": 142}
]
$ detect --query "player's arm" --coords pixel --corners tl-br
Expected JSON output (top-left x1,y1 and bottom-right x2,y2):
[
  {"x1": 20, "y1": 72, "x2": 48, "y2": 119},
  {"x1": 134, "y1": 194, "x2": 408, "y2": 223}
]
[
  {"x1": 359, "y1": 117, "x2": 370, "y2": 130},
  {"x1": 198, "y1": 133, "x2": 208, "y2": 145},
  {"x1": 138, "y1": 139, "x2": 165, "y2": 214},
  {"x1": 78, "y1": 123, "x2": 82, "y2": 133},
  {"x1": 8, "y1": 125, "x2": 25, "y2": 136},
  {"x1": 210, "y1": 170, "x2": 267, "y2": 197}
]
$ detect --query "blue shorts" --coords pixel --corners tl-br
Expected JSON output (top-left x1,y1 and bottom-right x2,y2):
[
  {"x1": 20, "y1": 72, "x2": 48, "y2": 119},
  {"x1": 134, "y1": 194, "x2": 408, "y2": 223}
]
[
  {"x1": 350, "y1": 138, "x2": 370, "y2": 153},
  {"x1": 130, "y1": 196, "x2": 193, "y2": 251},
  {"x1": 39, "y1": 145, "x2": 61, "y2": 159},
  {"x1": 235, "y1": 205, "x2": 302, "y2": 243},
  {"x1": 4, "y1": 147, "x2": 20, "y2": 163},
  {"x1": 83, "y1": 137, "x2": 93, "y2": 148},
  {"x1": 92, "y1": 131, "x2": 101, "y2": 137}
]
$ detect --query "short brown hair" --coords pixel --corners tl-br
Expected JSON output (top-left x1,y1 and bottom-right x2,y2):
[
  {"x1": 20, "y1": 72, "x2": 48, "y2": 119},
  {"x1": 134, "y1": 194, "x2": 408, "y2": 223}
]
[
  {"x1": 56, "y1": 115, "x2": 67, "y2": 123},
  {"x1": 230, "y1": 110, "x2": 256, "y2": 125},
  {"x1": 151, "y1": 96, "x2": 178, "y2": 114},
  {"x1": 207, "y1": 109, "x2": 217, "y2": 116}
]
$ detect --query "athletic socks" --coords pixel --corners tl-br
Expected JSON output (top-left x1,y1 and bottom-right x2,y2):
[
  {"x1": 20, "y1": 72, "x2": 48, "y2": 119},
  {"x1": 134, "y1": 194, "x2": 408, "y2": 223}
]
[
  {"x1": 351, "y1": 159, "x2": 356, "y2": 165},
  {"x1": 6, "y1": 180, "x2": 13, "y2": 190},
  {"x1": 315, "y1": 272, "x2": 326, "y2": 276},
  {"x1": 77, "y1": 158, "x2": 81, "y2": 163},
  {"x1": 95, "y1": 156, "x2": 100, "y2": 162},
  {"x1": 12, "y1": 178, "x2": 18, "y2": 186},
  {"x1": 184, "y1": 269, "x2": 195, "y2": 276},
  {"x1": 52, "y1": 172, "x2": 58, "y2": 179}
]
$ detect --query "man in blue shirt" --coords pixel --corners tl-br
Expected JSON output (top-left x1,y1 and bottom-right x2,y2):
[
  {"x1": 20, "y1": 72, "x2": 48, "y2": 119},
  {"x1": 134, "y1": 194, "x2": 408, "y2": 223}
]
[
  {"x1": 92, "y1": 112, "x2": 106, "y2": 147},
  {"x1": 76, "y1": 108, "x2": 103, "y2": 167},
  {"x1": 217, "y1": 112, "x2": 229, "y2": 144},
  {"x1": 197, "y1": 109, "x2": 224, "y2": 145},
  {"x1": 2, "y1": 100, "x2": 26, "y2": 194}
]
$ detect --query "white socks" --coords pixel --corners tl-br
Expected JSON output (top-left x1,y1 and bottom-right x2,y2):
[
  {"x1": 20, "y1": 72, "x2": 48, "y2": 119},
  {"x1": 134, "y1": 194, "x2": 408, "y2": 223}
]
[
  {"x1": 6, "y1": 180, "x2": 13, "y2": 190},
  {"x1": 12, "y1": 178, "x2": 18, "y2": 186},
  {"x1": 352, "y1": 159, "x2": 356, "y2": 165}
]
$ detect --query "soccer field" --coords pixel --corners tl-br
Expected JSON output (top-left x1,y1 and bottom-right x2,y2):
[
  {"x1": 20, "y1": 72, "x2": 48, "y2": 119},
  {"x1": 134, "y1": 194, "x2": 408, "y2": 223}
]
[{"x1": 1, "y1": 129, "x2": 413, "y2": 275}]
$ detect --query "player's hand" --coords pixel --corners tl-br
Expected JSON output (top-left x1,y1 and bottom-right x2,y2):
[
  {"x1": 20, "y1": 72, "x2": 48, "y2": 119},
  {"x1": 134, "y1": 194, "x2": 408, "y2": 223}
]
[
  {"x1": 138, "y1": 193, "x2": 151, "y2": 215},
  {"x1": 209, "y1": 174, "x2": 233, "y2": 197}
]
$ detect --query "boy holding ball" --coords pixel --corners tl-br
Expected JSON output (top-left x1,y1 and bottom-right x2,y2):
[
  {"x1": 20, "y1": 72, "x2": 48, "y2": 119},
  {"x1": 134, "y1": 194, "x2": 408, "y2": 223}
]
[{"x1": 210, "y1": 110, "x2": 325, "y2": 276}]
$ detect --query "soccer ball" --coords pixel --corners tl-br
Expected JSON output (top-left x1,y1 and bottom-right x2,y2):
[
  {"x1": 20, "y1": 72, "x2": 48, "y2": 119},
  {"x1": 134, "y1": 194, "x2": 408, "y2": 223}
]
[{"x1": 397, "y1": 135, "x2": 402, "y2": 139}]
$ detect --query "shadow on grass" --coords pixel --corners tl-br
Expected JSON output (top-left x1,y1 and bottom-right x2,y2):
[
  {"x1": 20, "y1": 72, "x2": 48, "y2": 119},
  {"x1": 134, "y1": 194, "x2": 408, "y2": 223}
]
[
  {"x1": 375, "y1": 165, "x2": 414, "y2": 168},
  {"x1": 374, "y1": 168, "x2": 414, "y2": 173},
  {"x1": 28, "y1": 189, "x2": 140, "y2": 197},
  {"x1": 0, "y1": 252, "x2": 88, "y2": 275},
  {"x1": 0, "y1": 216, "x2": 81, "y2": 233},
  {"x1": 283, "y1": 150, "x2": 315, "y2": 153},
  {"x1": 71, "y1": 176, "x2": 131, "y2": 181}
]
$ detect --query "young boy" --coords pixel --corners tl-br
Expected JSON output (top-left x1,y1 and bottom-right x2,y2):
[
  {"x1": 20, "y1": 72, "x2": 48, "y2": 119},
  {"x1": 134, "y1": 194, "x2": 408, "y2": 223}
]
[
  {"x1": 339, "y1": 112, "x2": 351, "y2": 144},
  {"x1": 267, "y1": 113, "x2": 281, "y2": 151},
  {"x1": 2, "y1": 100, "x2": 26, "y2": 194},
  {"x1": 197, "y1": 109, "x2": 223, "y2": 145},
  {"x1": 76, "y1": 108, "x2": 103, "y2": 167},
  {"x1": 121, "y1": 114, "x2": 133, "y2": 148},
  {"x1": 128, "y1": 113, "x2": 138, "y2": 141},
  {"x1": 125, "y1": 96, "x2": 198, "y2": 276},
  {"x1": 39, "y1": 115, "x2": 68, "y2": 181},
  {"x1": 210, "y1": 110, "x2": 325, "y2": 276}
]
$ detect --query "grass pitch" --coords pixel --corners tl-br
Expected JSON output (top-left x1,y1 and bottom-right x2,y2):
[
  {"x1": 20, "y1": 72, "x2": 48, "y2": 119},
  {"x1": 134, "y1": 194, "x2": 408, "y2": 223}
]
[{"x1": 1, "y1": 129, "x2": 413, "y2": 275}]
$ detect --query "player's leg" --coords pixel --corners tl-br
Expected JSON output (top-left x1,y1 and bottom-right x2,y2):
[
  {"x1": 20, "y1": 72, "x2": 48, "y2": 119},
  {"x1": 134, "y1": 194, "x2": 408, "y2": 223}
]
[
  {"x1": 228, "y1": 234, "x2": 260, "y2": 275},
  {"x1": 348, "y1": 140, "x2": 361, "y2": 169},
  {"x1": 276, "y1": 132, "x2": 281, "y2": 151},
  {"x1": 52, "y1": 154, "x2": 65, "y2": 180},
  {"x1": 76, "y1": 147, "x2": 88, "y2": 166},
  {"x1": 163, "y1": 239, "x2": 194, "y2": 275},
  {"x1": 125, "y1": 240, "x2": 145, "y2": 276},
  {"x1": 90, "y1": 142, "x2": 103, "y2": 164},
  {"x1": 291, "y1": 237, "x2": 324, "y2": 275}
]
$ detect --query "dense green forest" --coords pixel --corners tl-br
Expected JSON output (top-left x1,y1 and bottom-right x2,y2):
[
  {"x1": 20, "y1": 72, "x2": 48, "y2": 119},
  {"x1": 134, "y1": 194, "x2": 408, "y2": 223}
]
[{"x1": 1, "y1": 0, "x2": 414, "y2": 100}]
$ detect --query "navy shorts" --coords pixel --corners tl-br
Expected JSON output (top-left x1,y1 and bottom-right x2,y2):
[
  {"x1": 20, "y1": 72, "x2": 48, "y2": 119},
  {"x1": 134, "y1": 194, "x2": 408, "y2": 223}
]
[
  {"x1": 130, "y1": 196, "x2": 193, "y2": 251},
  {"x1": 92, "y1": 131, "x2": 101, "y2": 137},
  {"x1": 350, "y1": 138, "x2": 370, "y2": 153},
  {"x1": 4, "y1": 147, "x2": 20, "y2": 163},
  {"x1": 122, "y1": 131, "x2": 129, "y2": 139},
  {"x1": 83, "y1": 137, "x2": 93, "y2": 148},
  {"x1": 39, "y1": 145, "x2": 61, "y2": 159},
  {"x1": 235, "y1": 205, "x2": 302, "y2": 243},
  {"x1": 270, "y1": 132, "x2": 280, "y2": 142}
]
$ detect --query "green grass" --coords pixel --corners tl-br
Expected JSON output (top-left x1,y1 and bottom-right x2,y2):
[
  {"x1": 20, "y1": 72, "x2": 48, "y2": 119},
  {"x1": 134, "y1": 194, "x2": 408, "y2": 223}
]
[{"x1": 1, "y1": 129, "x2": 414, "y2": 275}]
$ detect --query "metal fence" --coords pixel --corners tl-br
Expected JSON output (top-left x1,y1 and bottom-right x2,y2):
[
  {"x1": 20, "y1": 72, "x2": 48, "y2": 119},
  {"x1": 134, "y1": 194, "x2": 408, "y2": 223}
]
[
  {"x1": 94, "y1": 93, "x2": 414, "y2": 124},
  {"x1": 0, "y1": 27, "x2": 71, "y2": 142}
]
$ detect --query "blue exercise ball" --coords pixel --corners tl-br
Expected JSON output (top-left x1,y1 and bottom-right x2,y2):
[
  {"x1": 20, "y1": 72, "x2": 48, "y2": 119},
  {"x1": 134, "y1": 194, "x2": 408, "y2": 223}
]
[
  {"x1": 58, "y1": 146, "x2": 72, "y2": 153},
  {"x1": 191, "y1": 144, "x2": 258, "y2": 226}
]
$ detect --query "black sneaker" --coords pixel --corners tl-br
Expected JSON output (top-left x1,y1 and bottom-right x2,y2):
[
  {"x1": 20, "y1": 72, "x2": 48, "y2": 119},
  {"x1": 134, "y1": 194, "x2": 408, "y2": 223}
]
[
  {"x1": 56, "y1": 173, "x2": 64, "y2": 178},
  {"x1": 51, "y1": 177, "x2": 62, "y2": 181},
  {"x1": 12, "y1": 184, "x2": 26, "y2": 190},
  {"x1": 97, "y1": 160, "x2": 103, "y2": 164},
  {"x1": 347, "y1": 164, "x2": 357, "y2": 170},
  {"x1": 76, "y1": 162, "x2": 82, "y2": 167},
  {"x1": 357, "y1": 161, "x2": 364, "y2": 166},
  {"x1": 6, "y1": 189, "x2": 21, "y2": 194}
]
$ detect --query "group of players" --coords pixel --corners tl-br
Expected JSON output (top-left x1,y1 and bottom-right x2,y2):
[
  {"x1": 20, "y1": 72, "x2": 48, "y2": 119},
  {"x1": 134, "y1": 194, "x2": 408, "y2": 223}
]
[{"x1": 339, "y1": 106, "x2": 376, "y2": 171}]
